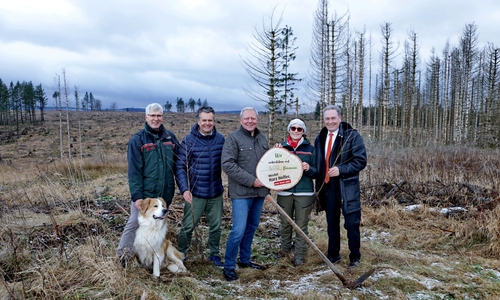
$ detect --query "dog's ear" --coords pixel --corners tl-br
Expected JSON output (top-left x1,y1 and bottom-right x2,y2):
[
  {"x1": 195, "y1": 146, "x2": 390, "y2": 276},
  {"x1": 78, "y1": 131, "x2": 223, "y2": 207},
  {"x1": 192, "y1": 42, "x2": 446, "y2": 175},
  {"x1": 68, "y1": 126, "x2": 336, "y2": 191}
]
[{"x1": 139, "y1": 198, "x2": 150, "y2": 212}]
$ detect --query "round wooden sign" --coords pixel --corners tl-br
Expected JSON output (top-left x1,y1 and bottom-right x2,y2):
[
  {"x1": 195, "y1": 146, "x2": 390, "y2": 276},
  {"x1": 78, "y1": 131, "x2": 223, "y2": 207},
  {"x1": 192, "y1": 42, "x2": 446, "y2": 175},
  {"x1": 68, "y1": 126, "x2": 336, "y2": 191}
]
[{"x1": 256, "y1": 147, "x2": 303, "y2": 190}]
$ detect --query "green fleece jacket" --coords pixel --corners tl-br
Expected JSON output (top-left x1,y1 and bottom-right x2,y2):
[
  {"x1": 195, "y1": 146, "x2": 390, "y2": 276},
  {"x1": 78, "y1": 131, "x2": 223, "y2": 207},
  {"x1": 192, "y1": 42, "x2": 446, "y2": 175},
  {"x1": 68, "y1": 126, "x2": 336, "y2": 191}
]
[{"x1": 127, "y1": 123, "x2": 179, "y2": 205}]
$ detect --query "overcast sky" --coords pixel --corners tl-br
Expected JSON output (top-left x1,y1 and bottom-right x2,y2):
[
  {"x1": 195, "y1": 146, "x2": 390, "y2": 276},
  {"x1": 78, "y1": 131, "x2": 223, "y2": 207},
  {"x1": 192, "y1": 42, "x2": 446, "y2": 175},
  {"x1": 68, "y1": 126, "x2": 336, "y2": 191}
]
[{"x1": 1, "y1": 0, "x2": 499, "y2": 112}]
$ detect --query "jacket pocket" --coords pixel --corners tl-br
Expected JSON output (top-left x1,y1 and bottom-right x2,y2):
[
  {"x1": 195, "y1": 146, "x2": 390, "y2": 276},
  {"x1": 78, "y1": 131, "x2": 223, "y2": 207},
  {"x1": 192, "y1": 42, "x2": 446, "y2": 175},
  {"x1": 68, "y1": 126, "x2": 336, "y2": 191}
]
[{"x1": 343, "y1": 176, "x2": 361, "y2": 213}]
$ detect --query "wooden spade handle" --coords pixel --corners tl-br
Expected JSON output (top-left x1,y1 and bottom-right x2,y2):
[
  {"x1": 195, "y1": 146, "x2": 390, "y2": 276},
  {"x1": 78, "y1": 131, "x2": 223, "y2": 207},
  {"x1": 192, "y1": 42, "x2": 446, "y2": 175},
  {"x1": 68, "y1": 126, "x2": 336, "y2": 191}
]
[{"x1": 265, "y1": 195, "x2": 349, "y2": 285}]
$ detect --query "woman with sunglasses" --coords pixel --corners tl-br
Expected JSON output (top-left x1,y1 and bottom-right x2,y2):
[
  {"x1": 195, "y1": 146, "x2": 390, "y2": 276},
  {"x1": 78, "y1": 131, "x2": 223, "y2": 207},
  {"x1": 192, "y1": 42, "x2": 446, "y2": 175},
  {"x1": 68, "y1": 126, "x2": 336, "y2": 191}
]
[{"x1": 275, "y1": 118, "x2": 317, "y2": 267}]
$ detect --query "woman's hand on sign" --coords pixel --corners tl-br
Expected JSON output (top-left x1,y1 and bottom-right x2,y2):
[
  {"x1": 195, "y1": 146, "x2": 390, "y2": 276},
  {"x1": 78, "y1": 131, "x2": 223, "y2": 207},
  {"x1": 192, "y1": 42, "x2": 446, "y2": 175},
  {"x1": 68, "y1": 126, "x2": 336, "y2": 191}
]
[
  {"x1": 274, "y1": 143, "x2": 282, "y2": 148},
  {"x1": 302, "y1": 162, "x2": 310, "y2": 171}
]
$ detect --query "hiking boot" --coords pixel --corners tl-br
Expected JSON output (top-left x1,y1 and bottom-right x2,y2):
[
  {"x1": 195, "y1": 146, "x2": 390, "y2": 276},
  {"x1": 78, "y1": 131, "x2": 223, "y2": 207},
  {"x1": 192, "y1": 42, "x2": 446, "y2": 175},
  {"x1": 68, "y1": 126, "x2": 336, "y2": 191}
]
[
  {"x1": 223, "y1": 268, "x2": 238, "y2": 281},
  {"x1": 294, "y1": 258, "x2": 304, "y2": 267},
  {"x1": 328, "y1": 256, "x2": 342, "y2": 264},
  {"x1": 209, "y1": 255, "x2": 224, "y2": 267},
  {"x1": 349, "y1": 259, "x2": 360, "y2": 268}
]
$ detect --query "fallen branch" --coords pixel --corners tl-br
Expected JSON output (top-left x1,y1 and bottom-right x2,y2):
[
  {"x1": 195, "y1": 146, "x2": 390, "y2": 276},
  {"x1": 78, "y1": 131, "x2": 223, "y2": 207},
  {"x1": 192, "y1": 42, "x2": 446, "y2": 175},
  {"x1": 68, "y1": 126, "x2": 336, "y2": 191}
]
[
  {"x1": 431, "y1": 224, "x2": 455, "y2": 234},
  {"x1": 115, "y1": 203, "x2": 130, "y2": 217},
  {"x1": 384, "y1": 180, "x2": 407, "y2": 199}
]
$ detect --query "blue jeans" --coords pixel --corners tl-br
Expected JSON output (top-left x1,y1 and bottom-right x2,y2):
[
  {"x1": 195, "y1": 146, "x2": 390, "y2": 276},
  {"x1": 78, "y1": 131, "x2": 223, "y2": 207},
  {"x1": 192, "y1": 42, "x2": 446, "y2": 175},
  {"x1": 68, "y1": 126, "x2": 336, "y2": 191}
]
[{"x1": 223, "y1": 197, "x2": 264, "y2": 270}]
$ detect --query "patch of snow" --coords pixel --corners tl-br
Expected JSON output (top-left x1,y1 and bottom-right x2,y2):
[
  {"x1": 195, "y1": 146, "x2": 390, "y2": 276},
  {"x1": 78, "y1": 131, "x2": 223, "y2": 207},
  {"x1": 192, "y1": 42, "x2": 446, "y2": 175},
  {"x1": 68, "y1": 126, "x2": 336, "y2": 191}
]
[
  {"x1": 361, "y1": 229, "x2": 391, "y2": 242},
  {"x1": 367, "y1": 289, "x2": 390, "y2": 299},
  {"x1": 369, "y1": 268, "x2": 402, "y2": 280},
  {"x1": 430, "y1": 262, "x2": 451, "y2": 271},
  {"x1": 404, "y1": 204, "x2": 423, "y2": 211},
  {"x1": 407, "y1": 292, "x2": 447, "y2": 300},
  {"x1": 370, "y1": 268, "x2": 443, "y2": 290},
  {"x1": 440, "y1": 207, "x2": 467, "y2": 215},
  {"x1": 273, "y1": 268, "x2": 342, "y2": 295},
  {"x1": 420, "y1": 277, "x2": 441, "y2": 289}
]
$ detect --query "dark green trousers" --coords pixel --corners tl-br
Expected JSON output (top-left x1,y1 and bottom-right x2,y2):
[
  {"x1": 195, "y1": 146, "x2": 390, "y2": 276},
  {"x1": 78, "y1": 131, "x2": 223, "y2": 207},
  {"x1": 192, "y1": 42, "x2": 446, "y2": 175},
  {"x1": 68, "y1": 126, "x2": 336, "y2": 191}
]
[
  {"x1": 178, "y1": 194, "x2": 223, "y2": 256},
  {"x1": 277, "y1": 194, "x2": 314, "y2": 260}
]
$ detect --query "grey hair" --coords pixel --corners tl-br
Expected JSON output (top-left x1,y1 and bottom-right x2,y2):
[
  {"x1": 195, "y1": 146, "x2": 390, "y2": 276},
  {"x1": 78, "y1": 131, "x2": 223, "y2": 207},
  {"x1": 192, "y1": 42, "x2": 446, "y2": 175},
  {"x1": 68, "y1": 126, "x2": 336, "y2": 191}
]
[
  {"x1": 323, "y1": 105, "x2": 342, "y2": 117},
  {"x1": 145, "y1": 103, "x2": 163, "y2": 115},
  {"x1": 240, "y1": 107, "x2": 258, "y2": 118},
  {"x1": 197, "y1": 106, "x2": 215, "y2": 119}
]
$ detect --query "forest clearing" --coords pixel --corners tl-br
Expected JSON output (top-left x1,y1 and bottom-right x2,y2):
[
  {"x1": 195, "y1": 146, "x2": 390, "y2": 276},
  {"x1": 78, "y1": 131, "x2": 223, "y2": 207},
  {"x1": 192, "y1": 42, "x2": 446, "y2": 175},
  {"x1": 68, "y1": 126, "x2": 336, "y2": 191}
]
[{"x1": 1, "y1": 110, "x2": 499, "y2": 300}]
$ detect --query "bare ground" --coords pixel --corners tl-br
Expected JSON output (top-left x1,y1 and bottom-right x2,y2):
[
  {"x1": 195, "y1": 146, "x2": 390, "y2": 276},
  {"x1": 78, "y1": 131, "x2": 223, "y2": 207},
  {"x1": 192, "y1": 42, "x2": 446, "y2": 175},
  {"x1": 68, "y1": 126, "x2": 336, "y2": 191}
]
[{"x1": 1, "y1": 110, "x2": 499, "y2": 299}]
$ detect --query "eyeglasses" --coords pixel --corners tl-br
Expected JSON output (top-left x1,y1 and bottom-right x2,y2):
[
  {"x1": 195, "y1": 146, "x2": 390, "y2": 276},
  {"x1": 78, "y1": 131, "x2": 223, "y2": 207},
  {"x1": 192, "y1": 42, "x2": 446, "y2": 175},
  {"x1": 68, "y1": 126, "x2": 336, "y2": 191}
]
[
  {"x1": 290, "y1": 127, "x2": 303, "y2": 132},
  {"x1": 148, "y1": 114, "x2": 163, "y2": 119}
]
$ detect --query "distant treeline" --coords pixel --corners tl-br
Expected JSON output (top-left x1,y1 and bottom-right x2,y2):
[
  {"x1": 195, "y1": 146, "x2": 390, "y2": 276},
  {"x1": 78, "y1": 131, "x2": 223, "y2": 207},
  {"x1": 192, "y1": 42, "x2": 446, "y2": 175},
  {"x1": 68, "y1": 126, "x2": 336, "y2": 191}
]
[
  {"x1": 0, "y1": 77, "x2": 222, "y2": 129},
  {"x1": 0, "y1": 78, "x2": 103, "y2": 128},
  {"x1": 166, "y1": 97, "x2": 209, "y2": 113}
]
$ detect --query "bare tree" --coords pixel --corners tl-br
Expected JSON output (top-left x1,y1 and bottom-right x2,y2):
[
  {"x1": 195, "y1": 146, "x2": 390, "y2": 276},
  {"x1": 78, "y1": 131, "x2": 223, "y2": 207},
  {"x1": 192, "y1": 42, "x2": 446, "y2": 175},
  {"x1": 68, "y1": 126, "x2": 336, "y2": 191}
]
[
  {"x1": 459, "y1": 23, "x2": 479, "y2": 142},
  {"x1": 378, "y1": 22, "x2": 398, "y2": 140},
  {"x1": 307, "y1": 0, "x2": 329, "y2": 117},
  {"x1": 478, "y1": 43, "x2": 499, "y2": 146},
  {"x1": 440, "y1": 42, "x2": 451, "y2": 144},
  {"x1": 307, "y1": 1, "x2": 349, "y2": 125},
  {"x1": 425, "y1": 48, "x2": 440, "y2": 143},
  {"x1": 354, "y1": 29, "x2": 367, "y2": 128},
  {"x1": 241, "y1": 8, "x2": 285, "y2": 143},
  {"x1": 54, "y1": 74, "x2": 63, "y2": 159},
  {"x1": 407, "y1": 30, "x2": 420, "y2": 146},
  {"x1": 62, "y1": 69, "x2": 71, "y2": 158}
]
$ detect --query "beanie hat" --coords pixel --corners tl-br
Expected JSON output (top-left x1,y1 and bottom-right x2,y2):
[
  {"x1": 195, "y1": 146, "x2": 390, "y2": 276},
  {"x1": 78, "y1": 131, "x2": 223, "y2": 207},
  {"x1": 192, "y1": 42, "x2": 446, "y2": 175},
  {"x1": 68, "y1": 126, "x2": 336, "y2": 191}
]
[{"x1": 287, "y1": 118, "x2": 306, "y2": 134}]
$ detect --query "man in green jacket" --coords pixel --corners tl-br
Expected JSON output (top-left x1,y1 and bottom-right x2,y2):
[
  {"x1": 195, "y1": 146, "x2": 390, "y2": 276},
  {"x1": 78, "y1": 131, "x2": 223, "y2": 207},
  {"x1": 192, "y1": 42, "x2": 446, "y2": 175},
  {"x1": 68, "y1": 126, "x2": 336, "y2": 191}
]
[{"x1": 117, "y1": 103, "x2": 180, "y2": 265}]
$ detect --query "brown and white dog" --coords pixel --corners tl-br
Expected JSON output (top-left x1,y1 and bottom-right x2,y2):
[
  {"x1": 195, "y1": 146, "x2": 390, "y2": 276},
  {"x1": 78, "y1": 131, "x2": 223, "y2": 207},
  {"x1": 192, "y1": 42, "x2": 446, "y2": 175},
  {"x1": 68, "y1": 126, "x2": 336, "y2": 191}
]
[{"x1": 133, "y1": 197, "x2": 186, "y2": 277}]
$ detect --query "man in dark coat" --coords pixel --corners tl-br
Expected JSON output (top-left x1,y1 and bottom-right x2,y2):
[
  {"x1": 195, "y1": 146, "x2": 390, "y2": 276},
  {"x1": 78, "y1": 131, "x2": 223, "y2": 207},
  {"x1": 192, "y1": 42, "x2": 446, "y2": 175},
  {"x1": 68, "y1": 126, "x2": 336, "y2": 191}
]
[{"x1": 314, "y1": 105, "x2": 367, "y2": 267}]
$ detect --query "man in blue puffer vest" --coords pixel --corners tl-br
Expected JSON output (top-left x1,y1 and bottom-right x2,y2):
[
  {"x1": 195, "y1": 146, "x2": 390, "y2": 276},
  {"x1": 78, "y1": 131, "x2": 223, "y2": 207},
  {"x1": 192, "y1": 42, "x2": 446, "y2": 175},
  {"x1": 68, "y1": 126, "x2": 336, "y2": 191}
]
[{"x1": 176, "y1": 106, "x2": 225, "y2": 267}]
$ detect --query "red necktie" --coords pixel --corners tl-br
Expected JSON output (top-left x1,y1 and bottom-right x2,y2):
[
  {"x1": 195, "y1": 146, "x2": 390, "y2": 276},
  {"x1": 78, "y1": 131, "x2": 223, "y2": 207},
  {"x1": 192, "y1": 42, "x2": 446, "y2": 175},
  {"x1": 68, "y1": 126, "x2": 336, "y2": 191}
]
[{"x1": 325, "y1": 132, "x2": 333, "y2": 183}]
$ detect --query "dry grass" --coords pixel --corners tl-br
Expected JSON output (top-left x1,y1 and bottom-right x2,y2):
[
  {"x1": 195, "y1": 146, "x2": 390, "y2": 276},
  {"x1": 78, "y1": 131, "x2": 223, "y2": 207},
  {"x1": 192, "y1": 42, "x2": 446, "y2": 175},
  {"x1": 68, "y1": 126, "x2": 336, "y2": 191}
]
[{"x1": 1, "y1": 111, "x2": 500, "y2": 299}]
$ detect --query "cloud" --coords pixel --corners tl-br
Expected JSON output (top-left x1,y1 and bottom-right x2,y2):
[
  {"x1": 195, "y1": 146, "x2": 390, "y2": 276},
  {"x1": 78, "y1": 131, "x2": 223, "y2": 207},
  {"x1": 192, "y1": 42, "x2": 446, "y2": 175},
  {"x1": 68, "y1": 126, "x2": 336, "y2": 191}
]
[{"x1": 0, "y1": 0, "x2": 499, "y2": 111}]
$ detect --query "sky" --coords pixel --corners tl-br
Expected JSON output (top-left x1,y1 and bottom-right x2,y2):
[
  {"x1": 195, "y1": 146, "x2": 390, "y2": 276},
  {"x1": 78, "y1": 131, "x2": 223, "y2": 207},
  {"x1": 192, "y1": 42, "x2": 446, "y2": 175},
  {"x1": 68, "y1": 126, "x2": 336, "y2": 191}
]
[{"x1": 1, "y1": 0, "x2": 499, "y2": 112}]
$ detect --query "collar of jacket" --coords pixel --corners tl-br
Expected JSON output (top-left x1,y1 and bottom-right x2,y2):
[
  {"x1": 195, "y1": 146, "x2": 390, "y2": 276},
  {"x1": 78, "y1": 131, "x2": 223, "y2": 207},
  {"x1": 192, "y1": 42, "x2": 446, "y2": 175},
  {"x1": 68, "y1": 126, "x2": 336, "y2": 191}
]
[
  {"x1": 144, "y1": 122, "x2": 169, "y2": 139},
  {"x1": 192, "y1": 123, "x2": 216, "y2": 138},
  {"x1": 239, "y1": 125, "x2": 261, "y2": 137},
  {"x1": 282, "y1": 136, "x2": 310, "y2": 148}
]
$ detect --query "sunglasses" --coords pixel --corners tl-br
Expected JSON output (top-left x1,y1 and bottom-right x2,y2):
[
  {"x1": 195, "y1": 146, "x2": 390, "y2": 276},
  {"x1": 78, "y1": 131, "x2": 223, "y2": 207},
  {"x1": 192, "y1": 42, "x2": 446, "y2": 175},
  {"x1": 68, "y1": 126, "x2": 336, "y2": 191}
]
[{"x1": 290, "y1": 126, "x2": 304, "y2": 132}]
